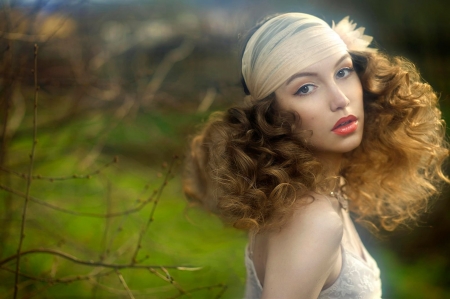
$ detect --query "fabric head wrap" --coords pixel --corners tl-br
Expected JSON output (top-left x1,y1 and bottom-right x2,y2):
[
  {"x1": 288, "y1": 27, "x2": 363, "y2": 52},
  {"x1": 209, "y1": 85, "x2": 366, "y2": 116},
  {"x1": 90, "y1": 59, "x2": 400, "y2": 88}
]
[{"x1": 241, "y1": 13, "x2": 376, "y2": 100}]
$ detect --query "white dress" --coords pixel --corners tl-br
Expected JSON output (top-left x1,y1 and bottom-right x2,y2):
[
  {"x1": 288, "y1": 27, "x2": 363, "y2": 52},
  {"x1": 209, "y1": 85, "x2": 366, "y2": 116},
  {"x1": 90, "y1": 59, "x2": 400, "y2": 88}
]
[{"x1": 243, "y1": 210, "x2": 382, "y2": 299}]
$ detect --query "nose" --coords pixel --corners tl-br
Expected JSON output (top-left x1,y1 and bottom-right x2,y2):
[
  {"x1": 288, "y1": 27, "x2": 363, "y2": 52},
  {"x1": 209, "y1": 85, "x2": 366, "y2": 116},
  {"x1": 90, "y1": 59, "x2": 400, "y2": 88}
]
[{"x1": 329, "y1": 84, "x2": 350, "y2": 111}]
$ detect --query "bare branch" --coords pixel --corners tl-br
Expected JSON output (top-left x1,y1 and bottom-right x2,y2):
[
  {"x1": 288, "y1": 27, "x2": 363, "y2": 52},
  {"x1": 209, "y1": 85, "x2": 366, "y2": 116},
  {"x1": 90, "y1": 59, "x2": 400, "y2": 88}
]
[
  {"x1": 141, "y1": 40, "x2": 195, "y2": 105},
  {"x1": 115, "y1": 269, "x2": 136, "y2": 299},
  {"x1": 131, "y1": 156, "x2": 177, "y2": 263},
  {"x1": 0, "y1": 156, "x2": 118, "y2": 181},
  {"x1": 0, "y1": 182, "x2": 157, "y2": 218},
  {"x1": 0, "y1": 5, "x2": 227, "y2": 298},
  {"x1": 214, "y1": 284, "x2": 228, "y2": 299},
  {"x1": 80, "y1": 96, "x2": 135, "y2": 169},
  {"x1": 197, "y1": 87, "x2": 217, "y2": 113},
  {"x1": 149, "y1": 267, "x2": 186, "y2": 295},
  {"x1": 14, "y1": 43, "x2": 39, "y2": 299},
  {"x1": 1, "y1": 266, "x2": 114, "y2": 284},
  {"x1": 0, "y1": 248, "x2": 202, "y2": 271}
]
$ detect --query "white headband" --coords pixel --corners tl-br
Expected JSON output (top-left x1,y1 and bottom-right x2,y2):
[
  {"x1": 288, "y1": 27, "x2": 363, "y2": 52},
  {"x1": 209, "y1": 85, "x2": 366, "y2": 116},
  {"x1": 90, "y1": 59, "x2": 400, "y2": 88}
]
[{"x1": 242, "y1": 13, "x2": 375, "y2": 100}]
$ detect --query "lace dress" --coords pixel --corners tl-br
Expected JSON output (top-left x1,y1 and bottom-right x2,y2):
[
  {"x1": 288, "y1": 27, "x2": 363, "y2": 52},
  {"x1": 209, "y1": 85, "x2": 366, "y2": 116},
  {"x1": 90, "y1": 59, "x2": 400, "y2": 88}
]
[{"x1": 243, "y1": 210, "x2": 382, "y2": 299}]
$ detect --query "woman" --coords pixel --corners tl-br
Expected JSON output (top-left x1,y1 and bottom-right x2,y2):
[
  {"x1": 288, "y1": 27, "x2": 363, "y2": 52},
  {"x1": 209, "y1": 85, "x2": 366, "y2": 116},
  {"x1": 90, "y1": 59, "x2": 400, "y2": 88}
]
[{"x1": 183, "y1": 12, "x2": 448, "y2": 299}]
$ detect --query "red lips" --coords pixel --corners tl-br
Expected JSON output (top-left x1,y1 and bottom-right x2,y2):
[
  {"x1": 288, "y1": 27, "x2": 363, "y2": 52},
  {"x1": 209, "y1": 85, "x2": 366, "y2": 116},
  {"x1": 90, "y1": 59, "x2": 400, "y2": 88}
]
[{"x1": 332, "y1": 115, "x2": 358, "y2": 135}]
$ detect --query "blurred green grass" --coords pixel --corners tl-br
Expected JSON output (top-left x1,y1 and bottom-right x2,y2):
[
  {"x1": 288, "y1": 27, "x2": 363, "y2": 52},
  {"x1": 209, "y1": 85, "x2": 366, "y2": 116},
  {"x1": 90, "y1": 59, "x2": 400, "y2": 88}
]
[{"x1": 1, "y1": 109, "x2": 248, "y2": 298}]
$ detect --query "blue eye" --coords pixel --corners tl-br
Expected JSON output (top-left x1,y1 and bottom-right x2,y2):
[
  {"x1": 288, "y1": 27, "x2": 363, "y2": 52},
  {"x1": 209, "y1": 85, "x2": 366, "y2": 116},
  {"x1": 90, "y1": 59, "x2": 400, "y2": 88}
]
[
  {"x1": 336, "y1": 67, "x2": 354, "y2": 79},
  {"x1": 295, "y1": 84, "x2": 316, "y2": 96}
]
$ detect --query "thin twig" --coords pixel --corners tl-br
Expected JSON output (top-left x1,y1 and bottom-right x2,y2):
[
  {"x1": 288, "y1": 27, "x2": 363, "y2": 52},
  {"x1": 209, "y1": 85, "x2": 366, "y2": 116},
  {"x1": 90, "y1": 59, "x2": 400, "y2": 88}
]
[
  {"x1": 0, "y1": 39, "x2": 13, "y2": 168},
  {"x1": 105, "y1": 175, "x2": 160, "y2": 252},
  {"x1": 141, "y1": 40, "x2": 194, "y2": 105},
  {"x1": 1, "y1": 279, "x2": 35, "y2": 299},
  {"x1": 0, "y1": 38, "x2": 14, "y2": 260},
  {"x1": 0, "y1": 248, "x2": 202, "y2": 270},
  {"x1": 115, "y1": 269, "x2": 135, "y2": 299},
  {"x1": 100, "y1": 179, "x2": 113, "y2": 259},
  {"x1": 214, "y1": 284, "x2": 228, "y2": 299},
  {"x1": 197, "y1": 87, "x2": 217, "y2": 113},
  {"x1": 0, "y1": 183, "x2": 156, "y2": 218},
  {"x1": 0, "y1": 156, "x2": 118, "y2": 181},
  {"x1": 13, "y1": 43, "x2": 39, "y2": 299},
  {"x1": 80, "y1": 95, "x2": 135, "y2": 169},
  {"x1": 149, "y1": 267, "x2": 186, "y2": 295},
  {"x1": 92, "y1": 178, "x2": 114, "y2": 297},
  {"x1": 131, "y1": 156, "x2": 177, "y2": 263},
  {"x1": 1, "y1": 266, "x2": 114, "y2": 284}
]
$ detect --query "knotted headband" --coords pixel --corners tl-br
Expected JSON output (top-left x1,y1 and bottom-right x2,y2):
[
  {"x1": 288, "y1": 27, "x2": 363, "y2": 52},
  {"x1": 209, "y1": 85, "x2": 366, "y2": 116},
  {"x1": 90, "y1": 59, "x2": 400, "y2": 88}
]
[{"x1": 241, "y1": 13, "x2": 376, "y2": 100}]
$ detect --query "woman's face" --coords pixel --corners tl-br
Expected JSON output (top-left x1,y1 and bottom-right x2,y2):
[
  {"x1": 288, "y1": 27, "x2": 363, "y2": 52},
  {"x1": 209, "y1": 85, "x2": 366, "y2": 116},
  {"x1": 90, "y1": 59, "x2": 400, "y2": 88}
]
[{"x1": 275, "y1": 50, "x2": 364, "y2": 160}]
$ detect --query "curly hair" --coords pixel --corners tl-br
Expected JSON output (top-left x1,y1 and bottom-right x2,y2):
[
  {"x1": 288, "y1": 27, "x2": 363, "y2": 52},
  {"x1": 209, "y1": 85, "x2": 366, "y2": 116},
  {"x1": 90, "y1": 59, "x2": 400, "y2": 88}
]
[
  {"x1": 342, "y1": 52, "x2": 448, "y2": 231},
  {"x1": 183, "y1": 50, "x2": 448, "y2": 232}
]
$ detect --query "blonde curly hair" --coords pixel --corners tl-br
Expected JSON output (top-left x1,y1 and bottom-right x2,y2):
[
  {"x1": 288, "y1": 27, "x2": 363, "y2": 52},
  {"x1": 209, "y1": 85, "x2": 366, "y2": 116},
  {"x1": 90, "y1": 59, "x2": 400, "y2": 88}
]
[{"x1": 183, "y1": 49, "x2": 448, "y2": 232}]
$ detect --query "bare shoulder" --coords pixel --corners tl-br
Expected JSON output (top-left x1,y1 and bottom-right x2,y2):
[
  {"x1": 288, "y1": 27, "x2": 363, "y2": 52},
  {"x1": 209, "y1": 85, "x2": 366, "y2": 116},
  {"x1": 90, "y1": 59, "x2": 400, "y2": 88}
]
[
  {"x1": 260, "y1": 193, "x2": 344, "y2": 299},
  {"x1": 270, "y1": 193, "x2": 343, "y2": 245}
]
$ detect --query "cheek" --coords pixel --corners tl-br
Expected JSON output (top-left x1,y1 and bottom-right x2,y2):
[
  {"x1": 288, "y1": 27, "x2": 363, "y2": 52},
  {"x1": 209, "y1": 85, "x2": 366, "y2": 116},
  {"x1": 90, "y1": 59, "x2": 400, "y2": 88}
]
[
  {"x1": 298, "y1": 111, "x2": 321, "y2": 131},
  {"x1": 354, "y1": 80, "x2": 363, "y2": 101},
  {"x1": 346, "y1": 83, "x2": 363, "y2": 111},
  {"x1": 344, "y1": 75, "x2": 363, "y2": 98}
]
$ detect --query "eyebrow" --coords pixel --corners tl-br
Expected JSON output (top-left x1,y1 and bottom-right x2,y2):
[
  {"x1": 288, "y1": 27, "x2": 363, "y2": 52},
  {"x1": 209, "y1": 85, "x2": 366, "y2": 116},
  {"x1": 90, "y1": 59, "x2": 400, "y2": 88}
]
[{"x1": 285, "y1": 53, "x2": 351, "y2": 86}]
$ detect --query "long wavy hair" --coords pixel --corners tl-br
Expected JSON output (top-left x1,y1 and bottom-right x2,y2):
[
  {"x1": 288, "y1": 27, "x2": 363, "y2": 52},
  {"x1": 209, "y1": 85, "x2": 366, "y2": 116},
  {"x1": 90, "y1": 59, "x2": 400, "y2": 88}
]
[{"x1": 183, "y1": 32, "x2": 448, "y2": 233}]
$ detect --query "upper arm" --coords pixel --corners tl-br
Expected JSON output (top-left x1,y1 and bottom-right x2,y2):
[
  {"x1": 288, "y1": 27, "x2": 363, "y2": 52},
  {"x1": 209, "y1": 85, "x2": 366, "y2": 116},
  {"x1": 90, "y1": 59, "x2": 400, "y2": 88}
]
[{"x1": 261, "y1": 196, "x2": 343, "y2": 299}]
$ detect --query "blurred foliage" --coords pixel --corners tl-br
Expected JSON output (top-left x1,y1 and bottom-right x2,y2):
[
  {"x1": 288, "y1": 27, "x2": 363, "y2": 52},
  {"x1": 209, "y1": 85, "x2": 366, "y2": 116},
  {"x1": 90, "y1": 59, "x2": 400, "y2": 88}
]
[{"x1": 0, "y1": 0, "x2": 449, "y2": 298}]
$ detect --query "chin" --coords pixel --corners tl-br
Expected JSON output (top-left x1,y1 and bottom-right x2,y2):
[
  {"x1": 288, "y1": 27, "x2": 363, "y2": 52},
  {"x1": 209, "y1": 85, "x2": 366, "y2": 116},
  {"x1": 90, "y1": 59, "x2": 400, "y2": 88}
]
[
  {"x1": 313, "y1": 135, "x2": 363, "y2": 155},
  {"x1": 342, "y1": 136, "x2": 363, "y2": 153}
]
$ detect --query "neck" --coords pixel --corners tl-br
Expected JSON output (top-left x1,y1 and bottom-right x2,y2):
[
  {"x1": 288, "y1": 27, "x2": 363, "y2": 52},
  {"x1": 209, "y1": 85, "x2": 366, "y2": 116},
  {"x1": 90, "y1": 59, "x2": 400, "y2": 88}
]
[
  {"x1": 315, "y1": 152, "x2": 343, "y2": 177},
  {"x1": 314, "y1": 152, "x2": 344, "y2": 195}
]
